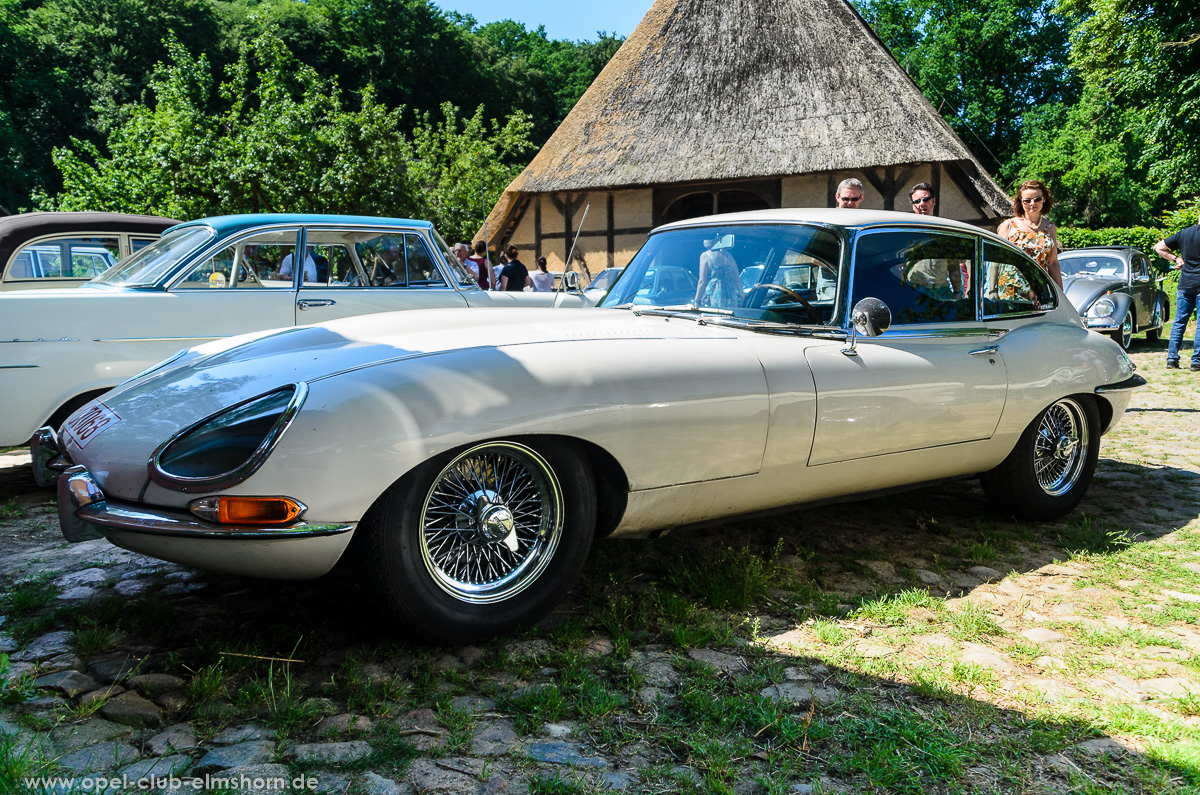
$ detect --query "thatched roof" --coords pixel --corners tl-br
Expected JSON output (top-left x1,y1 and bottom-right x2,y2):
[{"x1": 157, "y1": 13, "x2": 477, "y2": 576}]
[{"x1": 485, "y1": 0, "x2": 1009, "y2": 233}]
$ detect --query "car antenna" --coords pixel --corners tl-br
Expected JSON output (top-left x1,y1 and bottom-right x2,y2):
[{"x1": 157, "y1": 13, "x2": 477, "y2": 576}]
[{"x1": 556, "y1": 202, "x2": 590, "y2": 302}]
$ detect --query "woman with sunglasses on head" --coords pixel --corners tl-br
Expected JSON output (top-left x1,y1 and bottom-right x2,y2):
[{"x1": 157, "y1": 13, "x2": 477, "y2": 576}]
[{"x1": 997, "y1": 180, "x2": 1064, "y2": 290}]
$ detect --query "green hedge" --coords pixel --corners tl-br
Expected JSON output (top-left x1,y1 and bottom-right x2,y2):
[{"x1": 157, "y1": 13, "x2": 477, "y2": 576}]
[{"x1": 1057, "y1": 226, "x2": 1165, "y2": 254}]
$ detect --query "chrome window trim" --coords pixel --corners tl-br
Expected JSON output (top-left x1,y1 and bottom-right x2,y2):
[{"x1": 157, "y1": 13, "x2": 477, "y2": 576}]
[
  {"x1": 148, "y1": 382, "x2": 308, "y2": 493},
  {"x1": 3, "y1": 231, "x2": 123, "y2": 282},
  {"x1": 869, "y1": 326, "x2": 998, "y2": 340},
  {"x1": 284, "y1": 225, "x2": 469, "y2": 293},
  {"x1": 95, "y1": 224, "x2": 218, "y2": 288},
  {"x1": 166, "y1": 225, "x2": 303, "y2": 291},
  {"x1": 980, "y1": 240, "x2": 1060, "y2": 320},
  {"x1": 637, "y1": 220, "x2": 849, "y2": 327},
  {"x1": 845, "y1": 226, "x2": 980, "y2": 328}
]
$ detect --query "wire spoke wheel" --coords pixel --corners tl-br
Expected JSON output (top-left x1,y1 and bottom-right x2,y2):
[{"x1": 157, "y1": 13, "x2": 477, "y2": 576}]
[
  {"x1": 1032, "y1": 399, "x2": 1089, "y2": 496},
  {"x1": 419, "y1": 442, "x2": 564, "y2": 604}
]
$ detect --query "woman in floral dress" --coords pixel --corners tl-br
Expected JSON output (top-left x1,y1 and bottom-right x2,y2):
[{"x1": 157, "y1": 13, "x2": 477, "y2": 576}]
[{"x1": 997, "y1": 180, "x2": 1064, "y2": 291}]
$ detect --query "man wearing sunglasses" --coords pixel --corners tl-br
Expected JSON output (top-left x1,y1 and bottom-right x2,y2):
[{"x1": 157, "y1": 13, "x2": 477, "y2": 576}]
[
  {"x1": 834, "y1": 178, "x2": 865, "y2": 208},
  {"x1": 909, "y1": 183, "x2": 937, "y2": 216}
]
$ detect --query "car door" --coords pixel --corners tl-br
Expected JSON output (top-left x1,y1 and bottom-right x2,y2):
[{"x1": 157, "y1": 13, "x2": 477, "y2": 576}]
[
  {"x1": 805, "y1": 228, "x2": 1008, "y2": 466},
  {"x1": 1130, "y1": 253, "x2": 1154, "y2": 330},
  {"x1": 293, "y1": 227, "x2": 470, "y2": 321},
  {"x1": 163, "y1": 226, "x2": 300, "y2": 343}
]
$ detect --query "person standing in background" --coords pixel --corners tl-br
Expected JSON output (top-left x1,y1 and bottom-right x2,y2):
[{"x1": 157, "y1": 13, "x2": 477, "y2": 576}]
[
  {"x1": 834, "y1": 178, "x2": 864, "y2": 208},
  {"x1": 997, "y1": 180, "x2": 1063, "y2": 290},
  {"x1": 1154, "y1": 220, "x2": 1200, "y2": 370},
  {"x1": 467, "y1": 241, "x2": 494, "y2": 290},
  {"x1": 499, "y1": 244, "x2": 531, "y2": 292},
  {"x1": 530, "y1": 256, "x2": 554, "y2": 291}
]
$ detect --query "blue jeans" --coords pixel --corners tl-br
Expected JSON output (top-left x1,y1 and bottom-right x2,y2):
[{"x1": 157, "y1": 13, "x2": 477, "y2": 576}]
[{"x1": 1168, "y1": 289, "x2": 1200, "y2": 365}]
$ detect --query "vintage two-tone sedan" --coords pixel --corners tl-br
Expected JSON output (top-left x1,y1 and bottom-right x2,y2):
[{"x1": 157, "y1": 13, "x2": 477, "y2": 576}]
[
  {"x1": 1, "y1": 213, "x2": 589, "y2": 449},
  {"x1": 47, "y1": 209, "x2": 1143, "y2": 643}
]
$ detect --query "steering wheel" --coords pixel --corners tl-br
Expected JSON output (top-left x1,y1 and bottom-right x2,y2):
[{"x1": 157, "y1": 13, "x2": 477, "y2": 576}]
[{"x1": 745, "y1": 282, "x2": 821, "y2": 323}]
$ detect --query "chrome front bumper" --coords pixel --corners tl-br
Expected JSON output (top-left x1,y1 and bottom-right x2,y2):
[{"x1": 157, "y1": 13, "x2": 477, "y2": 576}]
[{"x1": 56, "y1": 465, "x2": 355, "y2": 544}]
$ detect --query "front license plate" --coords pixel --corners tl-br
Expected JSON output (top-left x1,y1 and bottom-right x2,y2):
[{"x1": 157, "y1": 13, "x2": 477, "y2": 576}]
[{"x1": 63, "y1": 401, "x2": 122, "y2": 449}]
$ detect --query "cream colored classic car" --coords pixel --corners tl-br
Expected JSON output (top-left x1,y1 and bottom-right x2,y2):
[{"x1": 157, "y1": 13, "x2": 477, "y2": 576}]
[
  {"x1": 0, "y1": 213, "x2": 589, "y2": 448},
  {"x1": 47, "y1": 209, "x2": 1143, "y2": 643}
]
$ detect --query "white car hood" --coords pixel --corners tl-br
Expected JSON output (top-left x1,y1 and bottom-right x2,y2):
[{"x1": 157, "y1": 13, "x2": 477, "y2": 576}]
[{"x1": 62, "y1": 307, "x2": 741, "y2": 495}]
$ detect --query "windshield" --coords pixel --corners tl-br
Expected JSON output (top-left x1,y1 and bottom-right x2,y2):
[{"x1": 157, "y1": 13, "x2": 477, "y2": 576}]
[
  {"x1": 430, "y1": 228, "x2": 479, "y2": 288},
  {"x1": 587, "y1": 268, "x2": 623, "y2": 291},
  {"x1": 600, "y1": 223, "x2": 842, "y2": 325},
  {"x1": 90, "y1": 226, "x2": 215, "y2": 287},
  {"x1": 1059, "y1": 254, "x2": 1127, "y2": 280}
]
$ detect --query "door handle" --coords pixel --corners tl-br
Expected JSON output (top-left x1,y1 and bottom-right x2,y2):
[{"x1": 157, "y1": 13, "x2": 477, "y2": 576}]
[
  {"x1": 297, "y1": 299, "x2": 336, "y2": 310},
  {"x1": 969, "y1": 345, "x2": 999, "y2": 356}
]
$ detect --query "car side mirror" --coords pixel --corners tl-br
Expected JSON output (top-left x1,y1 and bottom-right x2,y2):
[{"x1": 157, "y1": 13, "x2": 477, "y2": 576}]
[
  {"x1": 842, "y1": 297, "x2": 891, "y2": 356},
  {"x1": 562, "y1": 271, "x2": 581, "y2": 292}
]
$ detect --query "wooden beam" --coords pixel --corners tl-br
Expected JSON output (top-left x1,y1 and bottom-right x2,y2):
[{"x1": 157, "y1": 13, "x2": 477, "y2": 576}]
[{"x1": 606, "y1": 193, "x2": 615, "y2": 268}]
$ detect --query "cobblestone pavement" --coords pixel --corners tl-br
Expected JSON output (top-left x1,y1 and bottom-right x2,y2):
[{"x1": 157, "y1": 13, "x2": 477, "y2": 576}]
[{"x1": 1, "y1": 340, "x2": 1198, "y2": 794}]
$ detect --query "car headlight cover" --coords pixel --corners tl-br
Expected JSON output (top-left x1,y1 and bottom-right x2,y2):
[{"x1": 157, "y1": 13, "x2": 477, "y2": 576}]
[
  {"x1": 151, "y1": 384, "x2": 307, "y2": 491},
  {"x1": 1091, "y1": 298, "x2": 1115, "y2": 318}
]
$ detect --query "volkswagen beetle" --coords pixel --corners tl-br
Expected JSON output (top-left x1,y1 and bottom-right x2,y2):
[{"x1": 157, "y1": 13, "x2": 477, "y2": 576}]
[
  {"x1": 1059, "y1": 246, "x2": 1170, "y2": 349},
  {"x1": 47, "y1": 209, "x2": 1143, "y2": 643}
]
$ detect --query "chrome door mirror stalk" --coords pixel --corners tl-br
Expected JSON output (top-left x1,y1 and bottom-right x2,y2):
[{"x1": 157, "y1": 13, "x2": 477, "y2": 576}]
[{"x1": 842, "y1": 297, "x2": 891, "y2": 356}]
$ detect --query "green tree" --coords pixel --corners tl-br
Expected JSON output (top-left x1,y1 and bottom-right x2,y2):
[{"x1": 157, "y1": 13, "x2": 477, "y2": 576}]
[
  {"x1": 855, "y1": 0, "x2": 1078, "y2": 176},
  {"x1": 1012, "y1": 83, "x2": 1168, "y2": 225},
  {"x1": 0, "y1": 0, "x2": 219, "y2": 211},
  {"x1": 41, "y1": 34, "x2": 533, "y2": 239},
  {"x1": 1060, "y1": 0, "x2": 1199, "y2": 200}
]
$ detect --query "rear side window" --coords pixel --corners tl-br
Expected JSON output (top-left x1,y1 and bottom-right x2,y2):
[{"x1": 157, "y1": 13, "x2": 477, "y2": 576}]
[
  {"x1": 983, "y1": 242, "x2": 1057, "y2": 316},
  {"x1": 851, "y1": 230, "x2": 975, "y2": 324},
  {"x1": 7, "y1": 236, "x2": 119, "y2": 280}
]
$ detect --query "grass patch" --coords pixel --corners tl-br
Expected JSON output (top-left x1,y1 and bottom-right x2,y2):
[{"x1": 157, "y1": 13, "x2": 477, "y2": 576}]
[
  {"x1": 946, "y1": 602, "x2": 1004, "y2": 641},
  {"x1": 811, "y1": 618, "x2": 847, "y2": 645},
  {"x1": 0, "y1": 499, "x2": 26, "y2": 519},
  {"x1": 663, "y1": 541, "x2": 784, "y2": 611},
  {"x1": 854, "y1": 589, "x2": 943, "y2": 626},
  {"x1": 1057, "y1": 515, "x2": 1135, "y2": 555},
  {"x1": 821, "y1": 704, "x2": 974, "y2": 794}
]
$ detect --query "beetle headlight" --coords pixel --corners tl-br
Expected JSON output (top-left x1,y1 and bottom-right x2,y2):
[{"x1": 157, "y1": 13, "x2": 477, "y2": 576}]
[
  {"x1": 150, "y1": 384, "x2": 307, "y2": 492},
  {"x1": 1091, "y1": 298, "x2": 1115, "y2": 318}
]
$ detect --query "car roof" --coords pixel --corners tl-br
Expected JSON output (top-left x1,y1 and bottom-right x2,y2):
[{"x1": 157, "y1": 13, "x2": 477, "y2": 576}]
[
  {"x1": 0, "y1": 212, "x2": 180, "y2": 275},
  {"x1": 1060, "y1": 246, "x2": 1136, "y2": 256},
  {"x1": 170, "y1": 214, "x2": 435, "y2": 236},
  {"x1": 654, "y1": 207, "x2": 996, "y2": 237}
]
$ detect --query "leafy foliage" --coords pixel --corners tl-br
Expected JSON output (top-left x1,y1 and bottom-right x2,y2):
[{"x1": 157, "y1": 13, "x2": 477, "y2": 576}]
[
  {"x1": 1061, "y1": 0, "x2": 1200, "y2": 199},
  {"x1": 38, "y1": 34, "x2": 533, "y2": 241},
  {"x1": 856, "y1": 0, "x2": 1077, "y2": 175},
  {"x1": 0, "y1": 0, "x2": 619, "y2": 215}
]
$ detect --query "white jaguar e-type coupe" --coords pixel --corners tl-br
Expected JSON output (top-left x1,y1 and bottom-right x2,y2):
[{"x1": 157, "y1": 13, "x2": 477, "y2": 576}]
[{"x1": 47, "y1": 209, "x2": 1143, "y2": 643}]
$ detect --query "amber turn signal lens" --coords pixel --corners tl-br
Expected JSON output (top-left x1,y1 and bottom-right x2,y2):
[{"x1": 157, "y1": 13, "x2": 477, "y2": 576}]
[{"x1": 189, "y1": 496, "x2": 306, "y2": 525}]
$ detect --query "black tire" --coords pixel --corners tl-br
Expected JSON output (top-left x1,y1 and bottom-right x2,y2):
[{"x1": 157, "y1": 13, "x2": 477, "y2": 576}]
[
  {"x1": 980, "y1": 396, "x2": 1100, "y2": 521},
  {"x1": 1110, "y1": 313, "x2": 1133, "y2": 349},
  {"x1": 360, "y1": 438, "x2": 595, "y2": 644}
]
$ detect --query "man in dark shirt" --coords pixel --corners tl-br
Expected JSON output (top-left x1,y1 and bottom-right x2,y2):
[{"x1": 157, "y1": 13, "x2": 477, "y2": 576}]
[
  {"x1": 1154, "y1": 223, "x2": 1200, "y2": 370},
  {"x1": 499, "y1": 244, "x2": 532, "y2": 292}
]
